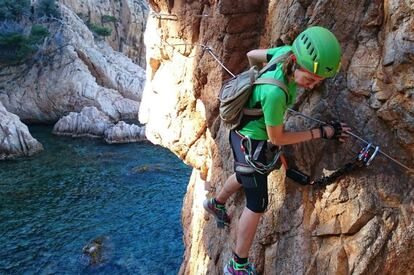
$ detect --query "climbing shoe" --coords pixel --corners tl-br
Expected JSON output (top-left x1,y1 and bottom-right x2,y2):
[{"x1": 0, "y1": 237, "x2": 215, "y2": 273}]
[
  {"x1": 223, "y1": 258, "x2": 257, "y2": 275},
  {"x1": 203, "y1": 198, "x2": 230, "y2": 228}
]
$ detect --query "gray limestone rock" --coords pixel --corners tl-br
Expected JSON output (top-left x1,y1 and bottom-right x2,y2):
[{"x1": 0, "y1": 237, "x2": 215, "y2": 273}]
[
  {"x1": 61, "y1": 0, "x2": 149, "y2": 67},
  {"x1": 104, "y1": 121, "x2": 146, "y2": 144},
  {"x1": 0, "y1": 4, "x2": 145, "y2": 123},
  {"x1": 52, "y1": 106, "x2": 114, "y2": 138},
  {"x1": 53, "y1": 107, "x2": 146, "y2": 144},
  {"x1": 0, "y1": 102, "x2": 43, "y2": 160}
]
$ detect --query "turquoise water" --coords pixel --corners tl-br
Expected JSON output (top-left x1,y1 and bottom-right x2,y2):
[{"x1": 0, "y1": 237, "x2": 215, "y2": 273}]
[{"x1": 0, "y1": 125, "x2": 191, "y2": 274}]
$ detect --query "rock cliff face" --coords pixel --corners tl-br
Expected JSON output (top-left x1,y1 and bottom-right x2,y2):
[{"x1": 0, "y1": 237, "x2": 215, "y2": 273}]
[
  {"x1": 60, "y1": 0, "x2": 149, "y2": 67},
  {"x1": 0, "y1": 4, "x2": 145, "y2": 124},
  {"x1": 139, "y1": 0, "x2": 414, "y2": 274},
  {"x1": 0, "y1": 3, "x2": 147, "y2": 158}
]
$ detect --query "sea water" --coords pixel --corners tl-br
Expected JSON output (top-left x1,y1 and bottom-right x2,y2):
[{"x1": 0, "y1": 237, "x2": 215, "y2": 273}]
[{"x1": 0, "y1": 125, "x2": 191, "y2": 275}]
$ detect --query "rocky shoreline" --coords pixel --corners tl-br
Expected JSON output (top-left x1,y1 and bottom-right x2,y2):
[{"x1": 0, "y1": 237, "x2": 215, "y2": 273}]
[{"x1": 0, "y1": 102, "x2": 44, "y2": 160}]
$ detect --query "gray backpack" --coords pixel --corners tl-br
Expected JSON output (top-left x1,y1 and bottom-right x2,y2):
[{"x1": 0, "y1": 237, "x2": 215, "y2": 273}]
[{"x1": 218, "y1": 51, "x2": 291, "y2": 129}]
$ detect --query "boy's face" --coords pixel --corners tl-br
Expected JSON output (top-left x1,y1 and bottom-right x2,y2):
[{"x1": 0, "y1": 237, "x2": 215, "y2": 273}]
[{"x1": 294, "y1": 67, "x2": 325, "y2": 89}]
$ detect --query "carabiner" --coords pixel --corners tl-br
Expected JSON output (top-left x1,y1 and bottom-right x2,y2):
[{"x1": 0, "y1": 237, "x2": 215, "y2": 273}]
[{"x1": 366, "y1": 146, "x2": 379, "y2": 166}]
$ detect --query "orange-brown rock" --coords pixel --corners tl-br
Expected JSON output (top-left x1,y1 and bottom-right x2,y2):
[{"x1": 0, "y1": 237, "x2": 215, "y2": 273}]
[{"x1": 139, "y1": 1, "x2": 414, "y2": 274}]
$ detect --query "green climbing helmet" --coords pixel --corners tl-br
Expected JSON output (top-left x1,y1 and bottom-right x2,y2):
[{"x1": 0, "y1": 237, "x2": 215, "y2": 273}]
[{"x1": 292, "y1": 26, "x2": 342, "y2": 78}]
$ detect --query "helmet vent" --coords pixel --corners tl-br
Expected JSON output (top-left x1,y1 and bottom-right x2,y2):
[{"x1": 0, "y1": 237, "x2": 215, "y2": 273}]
[
  {"x1": 302, "y1": 34, "x2": 309, "y2": 44},
  {"x1": 310, "y1": 49, "x2": 317, "y2": 61}
]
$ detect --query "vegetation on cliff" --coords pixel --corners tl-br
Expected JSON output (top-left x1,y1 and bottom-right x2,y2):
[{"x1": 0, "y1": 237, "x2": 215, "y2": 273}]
[
  {"x1": 0, "y1": 21, "x2": 49, "y2": 64},
  {"x1": 76, "y1": 12, "x2": 114, "y2": 38},
  {"x1": 0, "y1": 0, "x2": 59, "y2": 65},
  {"x1": 87, "y1": 22, "x2": 112, "y2": 37}
]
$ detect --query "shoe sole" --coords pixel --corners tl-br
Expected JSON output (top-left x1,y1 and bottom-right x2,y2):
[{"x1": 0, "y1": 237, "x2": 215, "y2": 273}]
[
  {"x1": 224, "y1": 265, "x2": 257, "y2": 275},
  {"x1": 203, "y1": 200, "x2": 229, "y2": 228},
  {"x1": 223, "y1": 265, "x2": 232, "y2": 275}
]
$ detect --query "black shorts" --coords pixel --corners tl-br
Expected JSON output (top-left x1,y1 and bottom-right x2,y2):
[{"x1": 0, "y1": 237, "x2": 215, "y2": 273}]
[{"x1": 229, "y1": 130, "x2": 269, "y2": 213}]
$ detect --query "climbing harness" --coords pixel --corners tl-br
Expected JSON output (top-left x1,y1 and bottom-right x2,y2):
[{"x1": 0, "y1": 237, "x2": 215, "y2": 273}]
[
  {"x1": 239, "y1": 134, "x2": 282, "y2": 175},
  {"x1": 158, "y1": 41, "x2": 414, "y2": 178}
]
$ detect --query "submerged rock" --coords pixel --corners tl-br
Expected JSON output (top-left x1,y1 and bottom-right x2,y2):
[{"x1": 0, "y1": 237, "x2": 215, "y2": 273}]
[
  {"x1": 82, "y1": 236, "x2": 107, "y2": 266},
  {"x1": 0, "y1": 102, "x2": 43, "y2": 159}
]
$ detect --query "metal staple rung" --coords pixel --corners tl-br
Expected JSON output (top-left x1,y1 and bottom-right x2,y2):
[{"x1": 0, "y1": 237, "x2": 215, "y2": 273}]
[{"x1": 150, "y1": 12, "x2": 178, "y2": 20}]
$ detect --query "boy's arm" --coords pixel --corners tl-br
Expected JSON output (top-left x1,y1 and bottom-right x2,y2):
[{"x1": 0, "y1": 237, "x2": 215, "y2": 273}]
[{"x1": 247, "y1": 49, "x2": 268, "y2": 68}]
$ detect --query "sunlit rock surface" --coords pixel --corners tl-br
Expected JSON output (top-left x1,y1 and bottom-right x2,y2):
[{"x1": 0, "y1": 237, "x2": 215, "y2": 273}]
[
  {"x1": 104, "y1": 121, "x2": 146, "y2": 144},
  {"x1": 61, "y1": 0, "x2": 149, "y2": 67},
  {"x1": 0, "y1": 4, "x2": 145, "y2": 124},
  {"x1": 53, "y1": 106, "x2": 114, "y2": 138},
  {"x1": 140, "y1": 0, "x2": 414, "y2": 274},
  {"x1": 0, "y1": 102, "x2": 43, "y2": 159},
  {"x1": 53, "y1": 106, "x2": 146, "y2": 143}
]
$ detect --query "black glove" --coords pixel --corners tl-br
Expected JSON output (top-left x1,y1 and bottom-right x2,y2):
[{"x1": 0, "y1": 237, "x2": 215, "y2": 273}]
[{"x1": 319, "y1": 121, "x2": 344, "y2": 140}]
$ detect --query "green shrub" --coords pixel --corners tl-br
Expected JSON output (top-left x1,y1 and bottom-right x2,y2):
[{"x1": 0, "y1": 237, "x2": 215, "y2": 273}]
[
  {"x1": 0, "y1": 32, "x2": 34, "y2": 64},
  {"x1": 88, "y1": 23, "x2": 112, "y2": 37},
  {"x1": 30, "y1": 24, "x2": 49, "y2": 43},
  {"x1": 35, "y1": 0, "x2": 60, "y2": 18},
  {"x1": 0, "y1": 0, "x2": 31, "y2": 21},
  {"x1": 102, "y1": 15, "x2": 117, "y2": 23},
  {"x1": 0, "y1": 21, "x2": 49, "y2": 64}
]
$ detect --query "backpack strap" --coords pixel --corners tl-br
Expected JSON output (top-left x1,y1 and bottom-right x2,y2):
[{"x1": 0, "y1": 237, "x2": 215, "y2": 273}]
[
  {"x1": 242, "y1": 108, "x2": 263, "y2": 116},
  {"x1": 254, "y1": 50, "x2": 292, "y2": 105},
  {"x1": 253, "y1": 78, "x2": 289, "y2": 104},
  {"x1": 258, "y1": 50, "x2": 292, "y2": 76},
  {"x1": 238, "y1": 50, "x2": 292, "y2": 127}
]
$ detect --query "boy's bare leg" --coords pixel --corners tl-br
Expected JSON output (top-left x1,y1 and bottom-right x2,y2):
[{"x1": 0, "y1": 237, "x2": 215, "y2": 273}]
[{"x1": 216, "y1": 173, "x2": 242, "y2": 203}]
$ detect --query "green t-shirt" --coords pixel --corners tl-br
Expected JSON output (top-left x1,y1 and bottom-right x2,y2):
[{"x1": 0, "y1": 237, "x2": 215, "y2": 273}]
[{"x1": 239, "y1": 46, "x2": 297, "y2": 140}]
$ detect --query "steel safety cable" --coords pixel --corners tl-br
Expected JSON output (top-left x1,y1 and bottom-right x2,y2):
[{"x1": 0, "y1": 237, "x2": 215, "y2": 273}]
[{"x1": 158, "y1": 42, "x2": 414, "y2": 174}]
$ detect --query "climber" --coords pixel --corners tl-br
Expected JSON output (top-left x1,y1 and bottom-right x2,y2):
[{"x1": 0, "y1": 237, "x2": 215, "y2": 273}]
[{"x1": 204, "y1": 26, "x2": 351, "y2": 275}]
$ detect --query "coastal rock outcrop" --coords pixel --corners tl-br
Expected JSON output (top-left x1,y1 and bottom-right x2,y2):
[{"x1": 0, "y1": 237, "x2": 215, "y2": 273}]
[
  {"x1": 53, "y1": 106, "x2": 114, "y2": 138},
  {"x1": 53, "y1": 106, "x2": 146, "y2": 143},
  {"x1": 0, "y1": 102, "x2": 43, "y2": 160},
  {"x1": 0, "y1": 3, "x2": 145, "y2": 124},
  {"x1": 60, "y1": 0, "x2": 149, "y2": 67},
  {"x1": 140, "y1": 0, "x2": 414, "y2": 274},
  {"x1": 104, "y1": 121, "x2": 146, "y2": 144}
]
